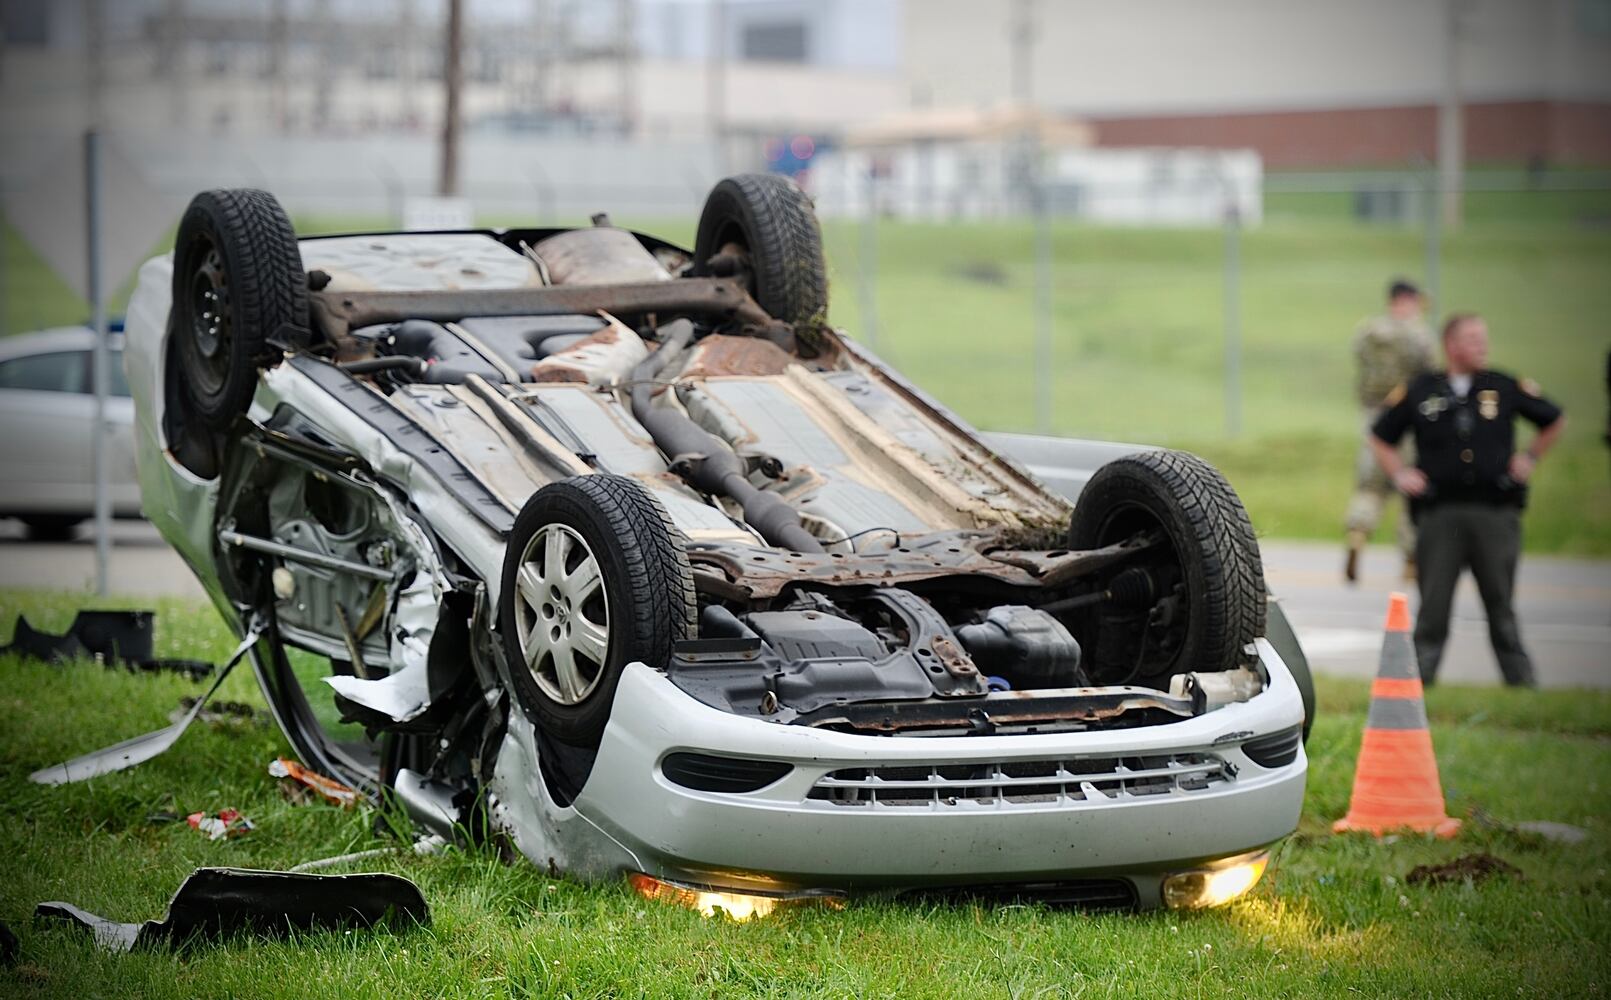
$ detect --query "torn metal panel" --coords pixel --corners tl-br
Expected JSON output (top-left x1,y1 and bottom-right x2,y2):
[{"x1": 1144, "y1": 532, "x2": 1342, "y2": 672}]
[
  {"x1": 323, "y1": 568, "x2": 440, "y2": 723},
  {"x1": 28, "y1": 619, "x2": 263, "y2": 785},
  {"x1": 35, "y1": 867, "x2": 428, "y2": 952},
  {"x1": 681, "y1": 334, "x2": 796, "y2": 378}
]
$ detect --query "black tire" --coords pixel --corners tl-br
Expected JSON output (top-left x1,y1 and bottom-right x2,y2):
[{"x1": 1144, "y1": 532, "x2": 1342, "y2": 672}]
[
  {"x1": 171, "y1": 188, "x2": 307, "y2": 430},
  {"x1": 694, "y1": 173, "x2": 828, "y2": 326},
  {"x1": 498, "y1": 474, "x2": 696, "y2": 747},
  {"x1": 1265, "y1": 598, "x2": 1317, "y2": 743},
  {"x1": 1069, "y1": 450, "x2": 1266, "y2": 679},
  {"x1": 20, "y1": 515, "x2": 81, "y2": 542}
]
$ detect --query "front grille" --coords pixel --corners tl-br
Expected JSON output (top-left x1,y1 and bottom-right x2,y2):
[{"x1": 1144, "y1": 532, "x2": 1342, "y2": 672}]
[
  {"x1": 905, "y1": 879, "x2": 1138, "y2": 911},
  {"x1": 807, "y1": 752, "x2": 1232, "y2": 809}
]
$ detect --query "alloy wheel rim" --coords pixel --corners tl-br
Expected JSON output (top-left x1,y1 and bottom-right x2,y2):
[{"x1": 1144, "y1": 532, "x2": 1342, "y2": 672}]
[{"x1": 513, "y1": 523, "x2": 610, "y2": 705}]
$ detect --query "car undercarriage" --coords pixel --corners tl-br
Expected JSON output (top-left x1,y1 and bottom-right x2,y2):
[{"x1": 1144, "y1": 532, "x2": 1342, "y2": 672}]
[{"x1": 103, "y1": 176, "x2": 1309, "y2": 909}]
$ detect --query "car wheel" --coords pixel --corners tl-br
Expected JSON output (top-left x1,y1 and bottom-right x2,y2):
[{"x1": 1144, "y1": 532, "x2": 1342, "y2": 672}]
[
  {"x1": 20, "y1": 515, "x2": 82, "y2": 542},
  {"x1": 498, "y1": 474, "x2": 697, "y2": 747},
  {"x1": 694, "y1": 173, "x2": 828, "y2": 327},
  {"x1": 1069, "y1": 450, "x2": 1266, "y2": 680},
  {"x1": 171, "y1": 188, "x2": 307, "y2": 430}
]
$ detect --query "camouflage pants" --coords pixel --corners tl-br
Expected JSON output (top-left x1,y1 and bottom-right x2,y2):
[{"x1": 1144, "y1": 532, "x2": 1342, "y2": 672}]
[{"x1": 1344, "y1": 406, "x2": 1415, "y2": 557}]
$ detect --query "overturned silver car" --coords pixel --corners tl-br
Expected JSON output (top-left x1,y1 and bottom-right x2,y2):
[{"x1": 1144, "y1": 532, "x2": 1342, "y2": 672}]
[{"x1": 119, "y1": 176, "x2": 1310, "y2": 911}]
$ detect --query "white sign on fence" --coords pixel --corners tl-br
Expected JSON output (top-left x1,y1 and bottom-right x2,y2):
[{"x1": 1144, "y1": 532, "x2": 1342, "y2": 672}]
[{"x1": 402, "y1": 196, "x2": 474, "y2": 231}]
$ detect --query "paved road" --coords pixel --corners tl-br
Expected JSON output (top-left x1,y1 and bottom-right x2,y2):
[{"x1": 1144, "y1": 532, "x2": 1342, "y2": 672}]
[
  {"x1": 4, "y1": 521, "x2": 1607, "y2": 688},
  {"x1": 0, "y1": 519, "x2": 207, "y2": 601},
  {"x1": 1265, "y1": 539, "x2": 1610, "y2": 690}
]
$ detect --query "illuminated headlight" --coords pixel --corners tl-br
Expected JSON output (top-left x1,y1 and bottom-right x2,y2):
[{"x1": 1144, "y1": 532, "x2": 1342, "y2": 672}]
[
  {"x1": 1161, "y1": 851, "x2": 1270, "y2": 909},
  {"x1": 627, "y1": 872, "x2": 845, "y2": 921}
]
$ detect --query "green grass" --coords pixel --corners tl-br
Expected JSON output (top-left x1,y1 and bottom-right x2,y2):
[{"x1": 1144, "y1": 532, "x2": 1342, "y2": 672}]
[
  {"x1": 5, "y1": 210, "x2": 1608, "y2": 553},
  {"x1": 2, "y1": 589, "x2": 1610, "y2": 997}
]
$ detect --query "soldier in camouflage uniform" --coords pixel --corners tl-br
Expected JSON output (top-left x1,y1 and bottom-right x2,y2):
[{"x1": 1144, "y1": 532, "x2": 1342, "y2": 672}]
[{"x1": 1344, "y1": 280, "x2": 1435, "y2": 583}]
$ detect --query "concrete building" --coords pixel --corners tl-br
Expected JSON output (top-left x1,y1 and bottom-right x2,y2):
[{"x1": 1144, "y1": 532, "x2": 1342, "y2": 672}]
[{"x1": 903, "y1": 0, "x2": 1611, "y2": 167}]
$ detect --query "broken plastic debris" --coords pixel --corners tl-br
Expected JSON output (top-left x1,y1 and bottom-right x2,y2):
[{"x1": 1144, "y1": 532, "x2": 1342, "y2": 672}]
[
  {"x1": 187, "y1": 809, "x2": 254, "y2": 841},
  {"x1": 2, "y1": 610, "x2": 213, "y2": 678},
  {"x1": 0, "y1": 918, "x2": 17, "y2": 966},
  {"x1": 268, "y1": 758, "x2": 359, "y2": 808},
  {"x1": 34, "y1": 867, "x2": 429, "y2": 952},
  {"x1": 168, "y1": 697, "x2": 264, "y2": 728}
]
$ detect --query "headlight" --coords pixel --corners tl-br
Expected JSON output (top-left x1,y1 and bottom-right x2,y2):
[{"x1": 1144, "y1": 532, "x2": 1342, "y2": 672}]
[
  {"x1": 1161, "y1": 851, "x2": 1270, "y2": 909},
  {"x1": 627, "y1": 872, "x2": 845, "y2": 921}
]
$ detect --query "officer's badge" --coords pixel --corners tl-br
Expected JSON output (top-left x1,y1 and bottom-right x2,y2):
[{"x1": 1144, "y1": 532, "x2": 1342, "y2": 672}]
[
  {"x1": 1520, "y1": 378, "x2": 1542, "y2": 398},
  {"x1": 1478, "y1": 389, "x2": 1500, "y2": 420}
]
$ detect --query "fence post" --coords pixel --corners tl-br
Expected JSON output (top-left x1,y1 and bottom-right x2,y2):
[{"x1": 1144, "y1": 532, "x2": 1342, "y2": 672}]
[
  {"x1": 0, "y1": 203, "x2": 8, "y2": 337},
  {"x1": 1031, "y1": 155, "x2": 1053, "y2": 435},
  {"x1": 1423, "y1": 165, "x2": 1442, "y2": 322},
  {"x1": 87, "y1": 130, "x2": 111, "y2": 596},
  {"x1": 857, "y1": 166, "x2": 880, "y2": 350},
  {"x1": 1222, "y1": 195, "x2": 1242, "y2": 439}
]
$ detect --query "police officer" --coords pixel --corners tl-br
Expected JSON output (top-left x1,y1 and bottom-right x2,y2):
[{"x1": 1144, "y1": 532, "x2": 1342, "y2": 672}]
[
  {"x1": 1369, "y1": 313, "x2": 1567, "y2": 686},
  {"x1": 1345, "y1": 279, "x2": 1435, "y2": 583}
]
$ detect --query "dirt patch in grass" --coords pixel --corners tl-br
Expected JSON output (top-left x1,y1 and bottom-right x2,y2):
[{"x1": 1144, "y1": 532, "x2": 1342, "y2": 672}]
[{"x1": 1406, "y1": 853, "x2": 1523, "y2": 886}]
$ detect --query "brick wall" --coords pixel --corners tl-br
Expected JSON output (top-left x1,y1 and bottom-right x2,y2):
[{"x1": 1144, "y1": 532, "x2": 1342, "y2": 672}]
[{"x1": 1089, "y1": 101, "x2": 1611, "y2": 168}]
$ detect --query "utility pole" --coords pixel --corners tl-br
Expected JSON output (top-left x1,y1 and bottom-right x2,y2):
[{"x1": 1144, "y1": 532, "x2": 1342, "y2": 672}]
[
  {"x1": 1222, "y1": 192, "x2": 1243, "y2": 439},
  {"x1": 440, "y1": 0, "x2": 464, "y2": 196},
  {"x1": 531, "y1": 0, "x2": 551, "y2": 118},
  {"x1": 313, "y1": 1, "x2": 334, "y2": 131},
  {"x1": 268, "y1": 0, "x2": 288, "y2": 132},
  {"x1": 86, "y1": 0, "x2": 111, "y2": 594},
  {"x1": 1013, "y1": 0, "x2": 1053, "y2": 434},
  {"x1": 399, "y1": 0, "x2": 418, "y2": 127},
  {"x1": 163, "y1": 0, "x2": 187, "y2": 128},
  {"x1": 708, "y1": 0, "x2": 727, "y2": 173},
  {"x1": 1437, "y1": 0, "x2": 1466, "y2": 230},
  {"x1": 617, "y1": 0, "x2": 636, "y2": 136}
]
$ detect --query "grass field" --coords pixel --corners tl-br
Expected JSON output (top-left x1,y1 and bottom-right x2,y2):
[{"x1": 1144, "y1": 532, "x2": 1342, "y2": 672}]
[
  {"x1": 5, "y1": 209, "x2": 1608, "y2": 554},
  {"x1": 2, "y1": 589, "x2": 1610, "y2": 998}
]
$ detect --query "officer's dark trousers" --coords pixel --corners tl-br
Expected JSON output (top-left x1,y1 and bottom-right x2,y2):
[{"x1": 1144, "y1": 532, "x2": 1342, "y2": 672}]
[{"x1": 1413, "y1": 501, "x2": 1535, "y2": 686}]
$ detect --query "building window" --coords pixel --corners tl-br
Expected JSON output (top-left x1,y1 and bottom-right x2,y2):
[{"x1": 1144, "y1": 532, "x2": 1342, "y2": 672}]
[{"x1": 740, "y1": 21, "x2": 808, "y2": 63}]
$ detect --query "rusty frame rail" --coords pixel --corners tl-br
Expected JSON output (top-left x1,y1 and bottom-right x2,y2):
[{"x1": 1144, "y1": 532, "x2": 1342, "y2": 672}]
[{"x1": 309, "y1": 277, "x2": 779, "y2": 341}]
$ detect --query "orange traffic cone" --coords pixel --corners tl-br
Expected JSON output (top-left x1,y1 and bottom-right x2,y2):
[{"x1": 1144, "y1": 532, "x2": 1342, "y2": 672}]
[{"x1": 1333, "y1": 592, "x2": 1461, "y2": 838}]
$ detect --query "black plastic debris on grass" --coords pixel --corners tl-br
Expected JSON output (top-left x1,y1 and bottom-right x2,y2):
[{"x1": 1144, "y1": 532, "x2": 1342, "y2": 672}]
[
  {"x1": 2, "y1": 610, "x2": 213, "y2": 678},
  {"x1": 0, "y1": 918, "x2": 18, "y2": 966},
  {"x1": 1406, "y1": 853, "x2": 1523, "y2": 886},
  {"x1": 34, "y1": 868, "x2": 429, "y2": 953}
]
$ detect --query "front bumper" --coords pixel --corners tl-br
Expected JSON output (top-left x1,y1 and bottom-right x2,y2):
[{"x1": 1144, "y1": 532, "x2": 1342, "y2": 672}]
[{"x1": 565, "y1": 639, "x2": 1306, "y2": 906}]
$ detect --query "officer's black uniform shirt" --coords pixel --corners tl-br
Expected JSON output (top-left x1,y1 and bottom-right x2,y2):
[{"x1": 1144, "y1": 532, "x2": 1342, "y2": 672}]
[{"x1": 1372, "y1": 370, "x2": 1563, "y2": 508}]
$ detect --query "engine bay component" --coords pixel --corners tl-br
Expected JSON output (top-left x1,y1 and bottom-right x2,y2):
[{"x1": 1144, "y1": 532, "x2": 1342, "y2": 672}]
[
  {"x1": 955, "y1": 606, "x2": 1083, "y2": 687},
  {"x1": 629, "y1": 320, "x2": 824, "y2": 553},
  {"x1": 532, "y1": 226, "x2": 673, "y2": 286},
  {"x1": 1169, "y1": 667, "x2": 1264, "y2": 714}
]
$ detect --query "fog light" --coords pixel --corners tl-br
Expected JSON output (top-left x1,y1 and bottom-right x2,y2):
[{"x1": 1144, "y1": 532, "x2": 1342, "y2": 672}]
[
  {"x1": 627, "y1": 872, "x2": 845, "y2": 921},
  {"x1": 1161, "y1": 852, "x2": 1270, "y2": 909}
]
